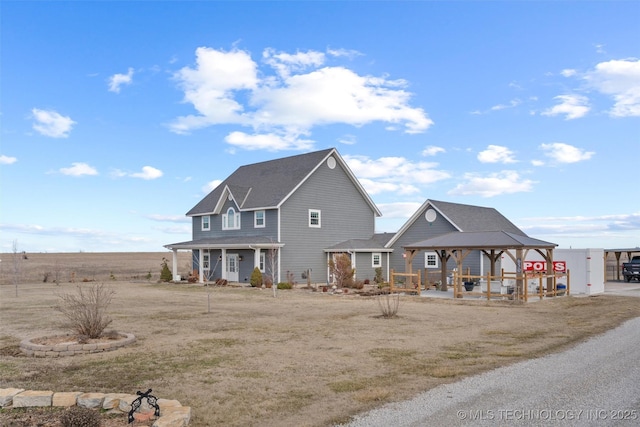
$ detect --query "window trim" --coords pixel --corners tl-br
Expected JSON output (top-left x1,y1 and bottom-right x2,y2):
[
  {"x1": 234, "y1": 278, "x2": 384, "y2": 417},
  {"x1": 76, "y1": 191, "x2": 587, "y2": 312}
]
[
  {"x1": 372, "y1": 252, "x2": 382, "y2": 268},
  {"x1": 223, "y1": 207, "x2": 241, "y2": 230},
  {"x1": 259, "y1": 252, "x2": 266, "y2": 272},
  {"x1": 425, "y1": 251, "x2": 439, "y2": 268},
  {"x1": 201, "y1": 215, "x2": 210, "y2": 231},
  {"x1": 254, "y1": 210, "x2": 265, "y2": 228},
  {"x1": 309, "y1": 209, "x2": 321, "y2": 228}
]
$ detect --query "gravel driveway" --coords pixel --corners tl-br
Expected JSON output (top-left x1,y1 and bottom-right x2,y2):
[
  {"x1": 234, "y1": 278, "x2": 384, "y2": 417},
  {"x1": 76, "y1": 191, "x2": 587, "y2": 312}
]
[{"x1": 343, "y1": 305, "x2": 640, "y2": 426}]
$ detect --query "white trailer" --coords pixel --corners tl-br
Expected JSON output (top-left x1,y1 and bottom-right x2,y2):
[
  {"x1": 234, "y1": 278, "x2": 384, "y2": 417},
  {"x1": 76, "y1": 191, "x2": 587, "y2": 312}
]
[{"x1": 501, "y1": 248, "x2": 605, "y2": 295}]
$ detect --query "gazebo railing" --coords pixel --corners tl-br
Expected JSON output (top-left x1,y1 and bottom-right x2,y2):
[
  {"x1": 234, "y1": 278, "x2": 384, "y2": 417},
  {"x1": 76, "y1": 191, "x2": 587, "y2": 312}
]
[{"x1": 452, "y1": 270, "x2": 570, "y2": 302}]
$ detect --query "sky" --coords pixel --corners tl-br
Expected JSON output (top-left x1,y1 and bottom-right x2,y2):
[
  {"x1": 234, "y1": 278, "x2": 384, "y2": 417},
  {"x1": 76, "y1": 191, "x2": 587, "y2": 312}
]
[{"x1": 1, "y1": 1, "x2": 639, "y2": 253}]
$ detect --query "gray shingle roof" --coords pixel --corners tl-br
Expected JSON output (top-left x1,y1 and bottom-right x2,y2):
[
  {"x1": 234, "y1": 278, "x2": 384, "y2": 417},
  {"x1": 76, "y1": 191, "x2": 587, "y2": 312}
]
[
  {"x1": 187, "y1": 148, "x2": 336, "y2": 215},
  {"x1": 405, "y1": 231, "x2": 556, "y2": 250},
  {"x1": 429, "y1": 200, "x2": 525, "y2": 235},
  {"x1": 325, "y1": 234, "x2": 395, "y2": 252}
]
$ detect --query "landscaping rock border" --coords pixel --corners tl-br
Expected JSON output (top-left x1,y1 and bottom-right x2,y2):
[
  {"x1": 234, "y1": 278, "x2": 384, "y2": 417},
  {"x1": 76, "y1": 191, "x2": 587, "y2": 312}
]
[
  {"x1": 19, "y1": 333, "x2": 136, "y2": 357},
  {"x1": 0, "y1": 388, "x2": 191, "y2": 427}
]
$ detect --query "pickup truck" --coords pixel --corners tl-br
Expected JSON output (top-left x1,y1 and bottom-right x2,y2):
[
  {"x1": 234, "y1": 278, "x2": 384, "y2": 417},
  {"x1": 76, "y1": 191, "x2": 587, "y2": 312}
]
[{"x1": 622, "y1": 256, "x2": 640, "y2": 282}]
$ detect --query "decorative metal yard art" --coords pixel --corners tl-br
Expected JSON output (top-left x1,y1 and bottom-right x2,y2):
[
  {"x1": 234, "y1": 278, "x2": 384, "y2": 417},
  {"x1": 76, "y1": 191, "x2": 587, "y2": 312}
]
[{"x1": 128, "y1": 388, "x2": 160, "y2": 423}]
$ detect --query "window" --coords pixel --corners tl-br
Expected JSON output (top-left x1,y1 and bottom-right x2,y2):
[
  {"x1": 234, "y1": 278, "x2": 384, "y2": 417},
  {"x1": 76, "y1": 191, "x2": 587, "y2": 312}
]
[
  {"x1": 372, "y1": 253, "x2": 382, "y2": 268},
  {"x1": 203, "y1": 250, "x2": 210, "y2": 270},
  {"x1": 309, "y1": 209, "x2": 321, "y2": 228},
  {"x1": 254, "y1": 210, "x2": 265, "y2": 228},
  {"x1": 259, "y1": 252, "x2": 265, "y2": 272},
  {"x1": 223, "y1": 207, "x2": 240, "y2": 230},
  {"x1": 201, "y1": 215, "x2": 210, "y2": 231},
  {"x1": 425, "y1": 251, "x2": 439, "y2": 268}
]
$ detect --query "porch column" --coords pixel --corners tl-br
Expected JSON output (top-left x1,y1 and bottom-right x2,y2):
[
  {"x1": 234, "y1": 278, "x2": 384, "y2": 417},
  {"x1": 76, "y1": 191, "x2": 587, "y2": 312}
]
[
  {"x1": 221, "y1": 248, "x2": 227, "y2": 280},
  {"x1": 172, "y1": 249, "x2": 179, "y2": 281},
  {"x1": 198, "y1": 250, "x2": 204, "y2": 284},
  {"x1": 254, "y1": 247, "x2": 261, "y2": 270}
]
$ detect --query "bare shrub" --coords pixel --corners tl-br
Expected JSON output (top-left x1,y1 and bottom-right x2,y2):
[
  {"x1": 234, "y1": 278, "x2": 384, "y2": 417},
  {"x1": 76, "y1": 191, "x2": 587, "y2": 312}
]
[
  {"x1": 60, "y1": 406, "x2": 100, "y2": 427},
  {"x1": 56, "y1": 284, "x2": 115, "y2": 338},
  {"x1": 329, "y1": 253, "x2": 355, "y2": 288},
  {"x1": 377, "y1": 293, "x2": 400, "y2": 318}
]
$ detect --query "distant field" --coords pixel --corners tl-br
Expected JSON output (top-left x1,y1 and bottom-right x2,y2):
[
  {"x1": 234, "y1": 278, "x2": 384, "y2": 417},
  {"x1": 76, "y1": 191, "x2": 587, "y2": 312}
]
[{"x1": 0, "y1": 252, "x2": 192, "y2": 285}]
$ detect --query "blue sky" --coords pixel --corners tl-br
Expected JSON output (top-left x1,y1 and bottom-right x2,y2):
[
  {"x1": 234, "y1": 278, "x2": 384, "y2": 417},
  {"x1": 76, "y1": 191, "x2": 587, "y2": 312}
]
[{"x1": 1, "y1": 1, "x2": 639, "y2": 253}]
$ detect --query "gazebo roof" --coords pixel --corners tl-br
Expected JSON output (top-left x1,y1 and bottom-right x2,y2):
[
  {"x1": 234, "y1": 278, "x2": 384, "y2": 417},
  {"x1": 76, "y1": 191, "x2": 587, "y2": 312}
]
[{"x1": 404, "y1": 230, "x2": 557, "y2": 251}]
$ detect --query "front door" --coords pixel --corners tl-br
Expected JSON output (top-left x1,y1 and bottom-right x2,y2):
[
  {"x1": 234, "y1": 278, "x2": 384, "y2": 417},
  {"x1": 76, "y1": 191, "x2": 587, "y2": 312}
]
[{"x1": 226, "y1": 254, "x2": 239, "y2": 282}]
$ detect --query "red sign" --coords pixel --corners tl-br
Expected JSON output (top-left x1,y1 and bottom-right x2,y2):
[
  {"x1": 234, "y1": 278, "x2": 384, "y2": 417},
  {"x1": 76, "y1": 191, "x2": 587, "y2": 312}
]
[{"x1": 523, "y1": 261, "x2": 566, "y2": 272}]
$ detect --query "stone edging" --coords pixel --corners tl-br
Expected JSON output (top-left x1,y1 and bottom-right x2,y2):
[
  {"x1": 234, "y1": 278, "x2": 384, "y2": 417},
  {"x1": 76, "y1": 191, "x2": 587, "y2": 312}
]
[
  {"x1": 20, "y1": 333, "x2": 136, "y2": 357},
  {"x1": 0, "y1": 388, "x2": 191, "y2": 427}
]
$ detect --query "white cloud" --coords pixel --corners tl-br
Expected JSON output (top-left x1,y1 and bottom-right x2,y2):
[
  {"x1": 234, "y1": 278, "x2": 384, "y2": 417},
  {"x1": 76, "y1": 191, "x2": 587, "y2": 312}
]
[
  {"x1": 108, "y1": 67, "x2": 134, "y2": 93},
  {"x1": 421, "y1": 146, "x2": 445, "y2": 156},
  {"x1": 585, "y1": 58, "x2": 640, "y2": 117},
  {"x1": 203, "y1": 179, "x2": 222, "y2": 193},
  {"x1": 378, "y1": 202, "x2": 424, "y2": 219},
  {"x1": 541, "y1": 94, "x2": 590, "y2": 120},
  {"x1": 560, "y1": 69, "x2": 577, "y2": 77},
  {"x1": 225, "y1": 131, "x2": 314, "y2": 151},
  {"x1": 448, "y1": 170, "x2": 536, "y2": 197},
  {"x1": 131, "y1": 166, "x2": 163, "y2": 180},
  {"x1": 263, "y1": 48, "x2": 326, "y2": 78},
  {"x1": 490, "y1": 98, "x2": 522, "y2": 111},
  {"x1": 31, "y1": 108, "x2": 76, "y2": 138},
  {"x1": 0, "y1": 155, "x2": 17, "y2": 165},
  {"x1": 338, "y1": 134, "x2": 357, "y2": 145},
  {"x1": 170, "y1": 47, "x2": 259, "y2": 134},
  {"x1": 344, "y1": 154, "x2": 450, "y2": 195},
  {"x1": 59, "y1": 162, "x2": 98, "y2": 177},
  {"x1": 539, "y1": 142, "x2": 594, "y2": 164},
  {"x1": 146, "y1": 214, "x2": 190, "y2": 223},
  {"x1": 169, "y1": 46, "x2": 432, "y2": 149},
  {"x1": 518, "y1": 212, "x2": 640, "y2": 241},
  {"x1": 477, "y1": 145, "x2": 517, "y2": 164}
]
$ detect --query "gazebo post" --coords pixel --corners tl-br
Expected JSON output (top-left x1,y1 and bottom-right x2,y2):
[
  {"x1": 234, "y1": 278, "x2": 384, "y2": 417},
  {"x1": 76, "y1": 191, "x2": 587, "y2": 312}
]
[{"x1": 439, "y1": 250, "x2": 449, "y2": 291}]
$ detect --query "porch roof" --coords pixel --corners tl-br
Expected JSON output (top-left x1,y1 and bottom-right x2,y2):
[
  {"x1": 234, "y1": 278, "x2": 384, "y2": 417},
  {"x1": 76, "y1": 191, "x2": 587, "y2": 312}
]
[
  {"x1": 165, "y1": 236, "x2": 284, "y2": 250},
  {"x1": 324, "y1": 237, "x2": 394, "y2": 253}
]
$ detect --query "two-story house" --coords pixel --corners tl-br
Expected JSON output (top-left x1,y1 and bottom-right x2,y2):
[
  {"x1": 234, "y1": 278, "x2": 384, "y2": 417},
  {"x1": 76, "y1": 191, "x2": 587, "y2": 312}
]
[
  {"x1": 165, "y1": 148, "x2": 539, "y2": 287},
  {"x1": 165, "y1": 148, "x2": 385, "y2": 285}
]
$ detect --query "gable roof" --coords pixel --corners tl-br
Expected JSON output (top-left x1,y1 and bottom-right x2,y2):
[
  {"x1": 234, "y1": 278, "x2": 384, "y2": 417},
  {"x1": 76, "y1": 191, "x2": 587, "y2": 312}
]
[
  {"x1": 385, "y1": 199, "x2": 526, "y2": 248},
  {"x1": 187, "y1": 148, "x2": 381, "y2": 217},
  {"x1": 325, "y1": 233, "x2": 396, "y2": 253},
  {"x1": 404, "y1": 230, "x2": 556, "y2": 251}
]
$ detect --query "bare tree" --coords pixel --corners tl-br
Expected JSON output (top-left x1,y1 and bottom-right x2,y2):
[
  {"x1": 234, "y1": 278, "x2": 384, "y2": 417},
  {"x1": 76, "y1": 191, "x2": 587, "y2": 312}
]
[
  {"x1": 56, "y1": 284, "x2": 115, "y2": 338},
  {"x1": 267, "y1": 241, "x2": 279, "y2": 298},
  {"x1": 377, "y1": 293, "x2": 400, "y2": 318},
  {"x1": 11, "y1": 240, "x2": 23, "y2": 296}
]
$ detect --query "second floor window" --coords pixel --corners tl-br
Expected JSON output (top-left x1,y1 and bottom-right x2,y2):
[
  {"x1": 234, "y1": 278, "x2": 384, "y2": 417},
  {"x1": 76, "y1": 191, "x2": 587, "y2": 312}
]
[
  {"x1": 202, "y1": 215, "x2": 210, "y2": 231},
  {"x1": 255, "y1": 210, "x2": 265, "y2": 228},
  {"x1": 309, "y1": 209, "x2": 321, "y2": 228},
  {"x1": 223, "y1": 207, "x2": 240, "y2": 230}
]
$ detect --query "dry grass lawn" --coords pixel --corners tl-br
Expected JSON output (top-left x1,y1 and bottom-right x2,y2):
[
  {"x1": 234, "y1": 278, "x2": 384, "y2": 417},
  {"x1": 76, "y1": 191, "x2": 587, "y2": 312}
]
[{"x1": 1, "y1": 252, "x2": 639, "y2": 426}]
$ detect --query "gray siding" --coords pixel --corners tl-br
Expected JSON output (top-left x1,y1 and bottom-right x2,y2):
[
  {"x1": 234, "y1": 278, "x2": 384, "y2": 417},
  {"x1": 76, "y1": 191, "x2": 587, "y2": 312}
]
[
  {"x1": 192, "y1": 204, "x2": 278, "y2": 241},
  {"x1": 352, "y1": 252, "x2": 386, "y2": 283},
  {"x1": 389, "y1": 205, "x2": 484, "y2": 278},
  {"x1": 280, "y1": 158, "x2": 376, "y2": 284}
]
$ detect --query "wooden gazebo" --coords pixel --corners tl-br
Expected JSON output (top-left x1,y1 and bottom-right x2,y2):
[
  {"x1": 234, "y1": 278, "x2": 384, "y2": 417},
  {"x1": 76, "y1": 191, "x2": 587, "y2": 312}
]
[{"x1": 403, "y1": 231, "x2": 558, "y2": 300}]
